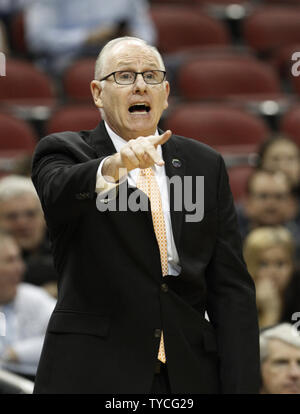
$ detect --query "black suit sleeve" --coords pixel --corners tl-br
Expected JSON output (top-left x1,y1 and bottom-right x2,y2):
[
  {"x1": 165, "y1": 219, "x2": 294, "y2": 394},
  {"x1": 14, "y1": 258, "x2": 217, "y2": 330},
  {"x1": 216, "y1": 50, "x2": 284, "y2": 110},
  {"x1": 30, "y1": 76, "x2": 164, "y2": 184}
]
[
  {"x1": 31, "y1": 135, "x2": 106, "y2": 224},
  {"x1": 205, "y1": 155, "x2": 260, "y2": 394}
]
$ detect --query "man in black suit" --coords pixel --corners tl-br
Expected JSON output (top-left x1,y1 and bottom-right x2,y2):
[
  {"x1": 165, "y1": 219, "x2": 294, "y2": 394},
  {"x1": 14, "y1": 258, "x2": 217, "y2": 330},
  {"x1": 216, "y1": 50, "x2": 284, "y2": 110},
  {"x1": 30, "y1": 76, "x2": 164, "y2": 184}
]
[{"x1": 31, "y1": 36, "x2": 260, "y2": 394}]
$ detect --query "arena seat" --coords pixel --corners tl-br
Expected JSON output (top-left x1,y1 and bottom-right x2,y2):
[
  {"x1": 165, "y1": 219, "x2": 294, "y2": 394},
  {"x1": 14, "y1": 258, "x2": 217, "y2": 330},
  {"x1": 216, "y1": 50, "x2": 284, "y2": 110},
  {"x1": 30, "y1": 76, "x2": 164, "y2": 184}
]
[
  {"x1": 177, "y1": 56, "x2": 282, "y2": 101},
  {"x1": 46, "y1": 104, "x2": 101, "y2": 134},
  {"x1": 164, "y1": 103, "x2": 270, "y2": 154},
  {"x1": 63, "y1": 58, "x2": 95, "y2": 102},
  {"x1": 0, "y1": 112, "x2": 36, "y2": 155},
  {"x1": 0, "y1": 58, "x2": 54, "y2": 104},
  {"x1": 150, "y1": 5, "x2": 231, "y2": 54},
  {"x1": 243, "y1": 6, "x2": 300, "y2": 54}
]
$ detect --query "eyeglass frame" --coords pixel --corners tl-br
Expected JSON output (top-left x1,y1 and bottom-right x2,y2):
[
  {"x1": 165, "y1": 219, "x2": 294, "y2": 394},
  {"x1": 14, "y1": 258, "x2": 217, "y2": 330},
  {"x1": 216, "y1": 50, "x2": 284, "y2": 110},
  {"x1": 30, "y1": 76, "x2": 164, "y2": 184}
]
[{"x1": 99, "y1": 70, "x2": 167, "y2": 85}]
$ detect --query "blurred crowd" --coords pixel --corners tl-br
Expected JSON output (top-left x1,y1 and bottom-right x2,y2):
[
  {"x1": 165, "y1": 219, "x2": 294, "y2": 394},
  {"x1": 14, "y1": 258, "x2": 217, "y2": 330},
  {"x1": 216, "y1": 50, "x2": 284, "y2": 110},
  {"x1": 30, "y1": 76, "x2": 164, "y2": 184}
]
[{"x1": 1, "y1": 0, "x2": 300, "y2": 394}]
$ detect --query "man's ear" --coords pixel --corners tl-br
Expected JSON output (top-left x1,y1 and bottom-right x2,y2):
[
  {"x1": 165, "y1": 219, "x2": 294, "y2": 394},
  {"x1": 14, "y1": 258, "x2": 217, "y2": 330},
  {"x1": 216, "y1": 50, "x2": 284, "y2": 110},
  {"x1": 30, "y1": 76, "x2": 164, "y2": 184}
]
[
  {"x1": 90, "y1": 80, "x2": 103, "y2": 108},
  {"x1": 163, "y1": 81, "x2": 170, "y2": 110}
]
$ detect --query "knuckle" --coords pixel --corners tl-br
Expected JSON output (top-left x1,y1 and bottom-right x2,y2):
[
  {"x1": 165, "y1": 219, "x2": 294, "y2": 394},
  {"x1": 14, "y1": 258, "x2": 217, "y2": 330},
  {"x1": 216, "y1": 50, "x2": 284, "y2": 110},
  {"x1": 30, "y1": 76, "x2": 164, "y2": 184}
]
[
  {"x1": 132, "y1": 145, "x2": 144, "y2": 157},
  {"x1": 136, "y1": 150, "x2": 145, "y2": 158},
  {"x1": 122, "y1": 147, "x2": 132, "y2": 157}
]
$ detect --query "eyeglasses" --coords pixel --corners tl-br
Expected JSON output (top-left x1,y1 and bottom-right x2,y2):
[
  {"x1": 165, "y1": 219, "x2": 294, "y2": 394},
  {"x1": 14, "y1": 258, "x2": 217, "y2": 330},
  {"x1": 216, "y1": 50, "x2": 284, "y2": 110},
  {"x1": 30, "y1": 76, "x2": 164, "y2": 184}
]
[{"x1": 99, "y1": 70, "x2": 166, "y2": 85}]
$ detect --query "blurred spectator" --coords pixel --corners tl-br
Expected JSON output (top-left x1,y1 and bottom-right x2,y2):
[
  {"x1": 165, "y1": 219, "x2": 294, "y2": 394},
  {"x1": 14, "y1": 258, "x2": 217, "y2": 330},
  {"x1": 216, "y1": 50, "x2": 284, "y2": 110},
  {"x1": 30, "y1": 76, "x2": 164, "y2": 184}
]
[
  {"x1": 257, "y1": 135, "x2": 300, "y2": 199},
  {"x1": 0, "y1": 175, "x2": 58, "y2": 297},
  {"x1": 260, "y1": 323, "x2": 300, "y2": 394},
  {"x1": 0, "y1": 230, "x2": 55, "y2": 379},
  {"x1": 0, "y1": 0, "x2": 32, "y2": 50},
  {"x1": 243, "y1": 226, "x2": 300, "y2": 328},
  {"x1": 236, "y1": 169, "x2": 300, "y2": 255},
  {"x1": 0, "y1": 0, "x2": 31, "y2": 15},
  {"x1": 25, "y1": 0, "x2": 156, "y2": 74}
]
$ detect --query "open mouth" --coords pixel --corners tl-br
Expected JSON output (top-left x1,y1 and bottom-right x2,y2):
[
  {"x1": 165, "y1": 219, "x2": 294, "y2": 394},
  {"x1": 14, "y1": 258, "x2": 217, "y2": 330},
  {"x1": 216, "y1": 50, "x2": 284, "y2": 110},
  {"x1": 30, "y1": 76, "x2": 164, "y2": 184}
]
[{"x1": 128, "y1": 103, "x2": 151, "y2": 113}]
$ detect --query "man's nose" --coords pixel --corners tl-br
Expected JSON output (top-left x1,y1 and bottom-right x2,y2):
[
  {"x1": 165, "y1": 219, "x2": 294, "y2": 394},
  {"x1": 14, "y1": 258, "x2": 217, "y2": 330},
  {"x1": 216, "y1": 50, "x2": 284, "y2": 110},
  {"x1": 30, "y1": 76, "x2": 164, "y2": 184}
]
[
  {"x1": 287, "y1": 362, "x2": 300, "y2": 378},
  {"x1": 264, "y1": 268, "x2": 278, "y2": 280},
  {"x1": 133, "y1": 73, "x2": 147, "y2": 93}
]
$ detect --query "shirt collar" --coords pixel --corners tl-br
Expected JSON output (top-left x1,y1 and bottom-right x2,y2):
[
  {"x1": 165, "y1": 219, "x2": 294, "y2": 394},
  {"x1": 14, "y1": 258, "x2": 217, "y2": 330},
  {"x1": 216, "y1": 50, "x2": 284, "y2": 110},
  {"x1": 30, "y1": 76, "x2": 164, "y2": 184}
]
[{"x1": 104, "y1": 121, "x2": 162, "y2": 158}]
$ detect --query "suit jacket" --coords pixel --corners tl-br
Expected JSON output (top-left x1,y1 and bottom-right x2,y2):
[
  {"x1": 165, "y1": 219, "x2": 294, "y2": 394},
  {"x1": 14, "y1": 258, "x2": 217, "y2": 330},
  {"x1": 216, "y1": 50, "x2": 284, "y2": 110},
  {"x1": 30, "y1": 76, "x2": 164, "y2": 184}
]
[{"x1": 31, "y1": 121, "x2": 260, "y2": 394}]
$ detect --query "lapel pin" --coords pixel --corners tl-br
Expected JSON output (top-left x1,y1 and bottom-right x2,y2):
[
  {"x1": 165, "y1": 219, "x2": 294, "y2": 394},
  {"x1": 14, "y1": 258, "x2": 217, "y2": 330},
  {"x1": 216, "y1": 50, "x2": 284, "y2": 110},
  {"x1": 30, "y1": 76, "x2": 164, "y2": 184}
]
[{"x1": 172, "y1": 158, "x2": 182, "y2": 168}]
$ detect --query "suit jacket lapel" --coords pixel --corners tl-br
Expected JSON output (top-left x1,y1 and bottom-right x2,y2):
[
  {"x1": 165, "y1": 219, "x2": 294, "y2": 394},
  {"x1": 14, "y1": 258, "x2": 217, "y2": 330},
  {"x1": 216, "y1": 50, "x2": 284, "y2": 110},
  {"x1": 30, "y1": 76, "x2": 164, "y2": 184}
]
[{"x1": 88, "y1": 120, "x2": 117, "y2": 158}]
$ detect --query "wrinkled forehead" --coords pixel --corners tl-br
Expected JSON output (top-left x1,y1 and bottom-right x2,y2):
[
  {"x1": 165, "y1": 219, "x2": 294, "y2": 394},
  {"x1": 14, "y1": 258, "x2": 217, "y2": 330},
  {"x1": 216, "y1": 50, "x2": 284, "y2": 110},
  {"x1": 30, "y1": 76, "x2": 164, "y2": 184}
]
[{"x1": 103, "y1": 41, "x2": 164, "y2": 73}]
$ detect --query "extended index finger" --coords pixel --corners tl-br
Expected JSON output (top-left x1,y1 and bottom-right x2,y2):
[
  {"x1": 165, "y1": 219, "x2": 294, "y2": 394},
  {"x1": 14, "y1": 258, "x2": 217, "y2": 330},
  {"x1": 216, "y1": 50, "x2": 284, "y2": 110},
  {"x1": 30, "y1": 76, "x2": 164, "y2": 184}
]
[{"x1": 149, "y1": 130, "x2": 172, "y2": 147}]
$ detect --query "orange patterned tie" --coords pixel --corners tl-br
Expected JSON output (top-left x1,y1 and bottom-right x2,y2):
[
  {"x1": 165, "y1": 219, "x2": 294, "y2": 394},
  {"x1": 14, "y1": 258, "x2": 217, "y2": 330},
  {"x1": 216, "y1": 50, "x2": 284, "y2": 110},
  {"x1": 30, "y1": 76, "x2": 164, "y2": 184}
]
[{"x1": 137, "y1": 167, "x2": 168, "y2": 363}]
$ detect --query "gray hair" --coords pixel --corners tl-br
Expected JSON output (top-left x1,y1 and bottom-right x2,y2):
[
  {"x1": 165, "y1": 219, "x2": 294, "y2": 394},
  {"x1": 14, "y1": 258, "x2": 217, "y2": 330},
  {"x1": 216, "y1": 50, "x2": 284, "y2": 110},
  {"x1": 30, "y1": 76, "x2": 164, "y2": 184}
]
[
  {"x1": 260, "y1": 323, "x2": 300, "y2": 362},
  {"x1": 94, "y1": 36, "x2": 165, "y2": 80},
  {"x1": 0, "y1": 175, "x2": 39, "y2": 202}
]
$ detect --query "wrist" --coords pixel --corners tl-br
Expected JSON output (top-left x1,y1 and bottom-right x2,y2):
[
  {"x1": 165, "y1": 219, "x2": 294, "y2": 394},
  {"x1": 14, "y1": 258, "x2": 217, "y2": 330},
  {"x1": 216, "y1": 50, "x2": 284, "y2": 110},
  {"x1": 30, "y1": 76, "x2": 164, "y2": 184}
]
[{"x1": 103, "y1": 154, "x2": 124, "y2": 183}]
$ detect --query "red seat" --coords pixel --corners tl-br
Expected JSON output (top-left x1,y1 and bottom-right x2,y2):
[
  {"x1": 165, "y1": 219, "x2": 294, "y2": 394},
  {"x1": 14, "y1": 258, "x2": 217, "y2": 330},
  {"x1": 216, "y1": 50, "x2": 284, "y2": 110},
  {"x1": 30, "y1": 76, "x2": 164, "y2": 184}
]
[
  {"x1": 228, "y1": 165, "x2": 254, "y2": 202},
  {"x1": 243, "y1": 6, "x2": 300, "y2": 54},
  {"x1": 261, "y1": 0, "x2": 300, "y2": 4},
  {"x1": 197, "y1": 0, "x2": 248, "y2": 4},
  {"x1": 46, "y1": 105, "x2": 101, "y2": 134},
  {"x1": 63, "y1": 58, "x2": 95, "y2": 102},
  {"x1": 0, "y1": 58, "x2": 55, "y2": 107},
  {"x1": 290, "y1": 60, "x2": 300, "y2": 96},
  {"x1": 167, "y1": 44, "x2": 254, "y2": 60},
  {"x1": 177, "y1": 56, "x2": 281, "y2": 100},
  {"x1": 0, "y1": 112, "x2": 37, "y2": 156},
  {"x1": 280, "y1": 105, "x2": 300, "y2": 146},
  {"x1": 150, "y1": 5, "x2": 230, "y2": 54},
  {"x1": 164, "y1": 103, "x2": 270, "y2": 153},
  {"x1": 151, "y1": 0, "x2": 196, "y2": 3}
]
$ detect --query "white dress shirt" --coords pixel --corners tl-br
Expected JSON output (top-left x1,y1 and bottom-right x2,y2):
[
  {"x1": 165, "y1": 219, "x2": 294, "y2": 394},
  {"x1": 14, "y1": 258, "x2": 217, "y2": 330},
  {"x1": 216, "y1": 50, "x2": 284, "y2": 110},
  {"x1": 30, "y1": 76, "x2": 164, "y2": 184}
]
[
  {"x1": 0, "y1": 283, "x2": 56, "y2": 375},
  {"x1": 96, "y1": 122, "x2": 181, "y2": 276}
]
